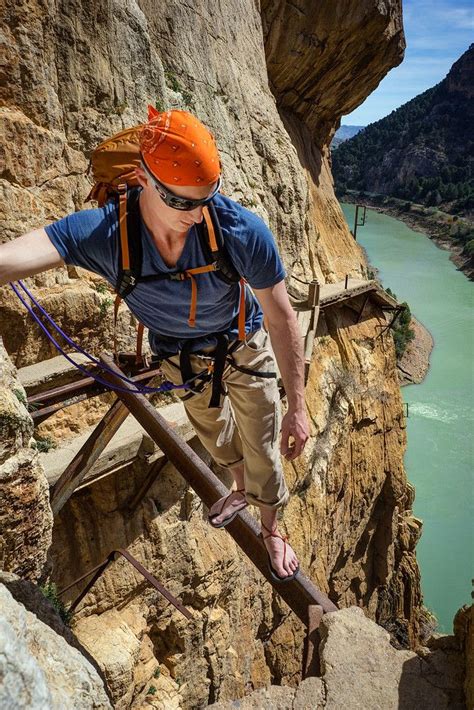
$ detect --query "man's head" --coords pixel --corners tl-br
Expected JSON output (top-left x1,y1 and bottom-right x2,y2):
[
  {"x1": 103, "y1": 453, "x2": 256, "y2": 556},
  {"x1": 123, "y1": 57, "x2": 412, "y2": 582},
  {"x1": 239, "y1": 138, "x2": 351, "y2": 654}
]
[{"x1": 136, "y1": 107, "x2": 221, "y2": 230}]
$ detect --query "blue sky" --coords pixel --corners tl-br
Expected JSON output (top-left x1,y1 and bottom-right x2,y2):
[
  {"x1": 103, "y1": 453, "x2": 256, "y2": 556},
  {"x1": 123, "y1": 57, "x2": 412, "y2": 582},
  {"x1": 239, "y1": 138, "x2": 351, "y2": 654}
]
[{"x1": 343, "y1": 0, "x2": 473, "y2": 126}]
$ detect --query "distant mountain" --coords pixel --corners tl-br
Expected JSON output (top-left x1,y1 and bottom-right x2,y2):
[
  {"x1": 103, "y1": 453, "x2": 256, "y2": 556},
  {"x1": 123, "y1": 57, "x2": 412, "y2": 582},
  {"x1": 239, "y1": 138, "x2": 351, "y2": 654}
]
[
  {"x1": 332, "y1": 44, "x2": 474, "y2": 217},
  {"x1": 332, "y1": 125, "x2": 365, "y2": 148}
]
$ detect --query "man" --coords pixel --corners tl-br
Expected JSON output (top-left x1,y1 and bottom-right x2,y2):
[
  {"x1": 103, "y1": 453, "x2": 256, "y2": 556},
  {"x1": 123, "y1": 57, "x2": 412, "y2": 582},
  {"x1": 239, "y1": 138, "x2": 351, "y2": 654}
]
[{"x1": 0, "y1": 109, "x2": 309, "y2": 581}]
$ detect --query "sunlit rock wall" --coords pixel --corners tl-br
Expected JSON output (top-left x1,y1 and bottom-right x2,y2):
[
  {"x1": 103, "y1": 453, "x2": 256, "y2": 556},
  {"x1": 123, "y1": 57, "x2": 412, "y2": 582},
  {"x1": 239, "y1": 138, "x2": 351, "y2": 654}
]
[{"x1": 0, "y1": 0, "x2": 435, "y2": 707}]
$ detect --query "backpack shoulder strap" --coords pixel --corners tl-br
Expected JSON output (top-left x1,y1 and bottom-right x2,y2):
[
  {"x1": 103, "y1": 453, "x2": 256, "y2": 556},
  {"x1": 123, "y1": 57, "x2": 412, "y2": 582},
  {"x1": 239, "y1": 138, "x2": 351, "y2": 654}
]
[
  {"x1": 113, "y1": 186, "x2": 146, "y2": 365},
  {"x1": 116, "y1": 186, "x2": 142, "y2": 298},
  {"x1": 197, "y1": 202, "x2": 241, "y2": 284}
]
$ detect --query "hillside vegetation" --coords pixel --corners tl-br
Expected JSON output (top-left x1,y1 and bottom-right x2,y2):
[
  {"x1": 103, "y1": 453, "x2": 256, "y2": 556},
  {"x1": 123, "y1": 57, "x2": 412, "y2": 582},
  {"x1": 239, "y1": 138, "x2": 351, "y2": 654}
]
[{"x1": 333, "y1": 44, "x2": 474, "y2": 218}]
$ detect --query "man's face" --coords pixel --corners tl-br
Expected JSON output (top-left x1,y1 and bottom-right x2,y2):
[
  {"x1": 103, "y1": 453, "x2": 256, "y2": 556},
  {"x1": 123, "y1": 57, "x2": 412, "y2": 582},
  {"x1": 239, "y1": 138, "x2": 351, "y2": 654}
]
[{"x1": 135, "y1": 166, "x2": 218, "y2": 232}]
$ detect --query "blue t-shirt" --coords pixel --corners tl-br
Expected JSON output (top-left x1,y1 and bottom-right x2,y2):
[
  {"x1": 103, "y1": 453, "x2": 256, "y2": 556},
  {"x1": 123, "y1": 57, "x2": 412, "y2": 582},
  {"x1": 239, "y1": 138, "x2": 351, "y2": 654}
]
[{"x1": 45, "y1": 190, "x2": 286, "y2": 355}]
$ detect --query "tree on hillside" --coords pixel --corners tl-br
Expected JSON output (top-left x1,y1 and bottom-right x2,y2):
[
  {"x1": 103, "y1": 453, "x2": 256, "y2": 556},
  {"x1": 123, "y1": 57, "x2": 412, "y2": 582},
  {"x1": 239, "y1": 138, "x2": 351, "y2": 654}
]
[{"x1": 331, "y1": 46, "x2": 474, "y2": 217}]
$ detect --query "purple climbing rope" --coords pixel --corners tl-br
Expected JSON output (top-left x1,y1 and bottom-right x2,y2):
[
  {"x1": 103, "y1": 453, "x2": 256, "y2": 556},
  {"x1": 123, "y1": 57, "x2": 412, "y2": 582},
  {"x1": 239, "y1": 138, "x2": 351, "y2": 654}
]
[{"x1": 9, "y1": 281, "x2": 205, "y2": 396}]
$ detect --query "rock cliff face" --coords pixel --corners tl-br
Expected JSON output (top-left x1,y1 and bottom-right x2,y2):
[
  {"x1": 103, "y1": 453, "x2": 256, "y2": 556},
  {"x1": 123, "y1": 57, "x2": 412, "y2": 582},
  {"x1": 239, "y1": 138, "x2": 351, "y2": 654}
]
[
  {"x1": 0, "y1": 339, "x2": 53, "y2": 580},
  {"x1": 0, "y1": 571, "x2": 112, "y2": 708},
  {"x1": 208, "y1": 606, "x2": 467, "y2": 710},
  {"x1": 1, "y1": 0, "x2": 456, "y2": 708}
]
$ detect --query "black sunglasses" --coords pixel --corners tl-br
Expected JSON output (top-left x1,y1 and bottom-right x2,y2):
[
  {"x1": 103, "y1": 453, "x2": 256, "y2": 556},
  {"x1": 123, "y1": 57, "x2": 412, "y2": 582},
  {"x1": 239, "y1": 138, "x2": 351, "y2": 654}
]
[{"x1": 141, "y1": 160, "x2": 221, "y2": 211}]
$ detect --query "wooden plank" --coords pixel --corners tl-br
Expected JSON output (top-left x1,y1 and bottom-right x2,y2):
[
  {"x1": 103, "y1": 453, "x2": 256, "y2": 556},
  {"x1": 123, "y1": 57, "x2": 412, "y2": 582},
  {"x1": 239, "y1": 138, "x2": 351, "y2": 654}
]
[{"x1": 50, "y1": 398, "x2": 130, "y2": 515}]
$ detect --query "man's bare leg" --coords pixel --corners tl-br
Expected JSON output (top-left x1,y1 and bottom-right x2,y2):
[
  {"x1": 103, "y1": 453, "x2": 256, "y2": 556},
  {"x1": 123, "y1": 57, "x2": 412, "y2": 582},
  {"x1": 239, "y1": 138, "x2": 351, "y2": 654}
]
[
  {"x1": 208, "y1": 464, "x2": 299, "y2": 579},
  {"x1": 207, "y1": 462, "x2": 247, "y2": 525},
  {"x1": 259, "y1": 506, "x2": 299, "y2": 579}
]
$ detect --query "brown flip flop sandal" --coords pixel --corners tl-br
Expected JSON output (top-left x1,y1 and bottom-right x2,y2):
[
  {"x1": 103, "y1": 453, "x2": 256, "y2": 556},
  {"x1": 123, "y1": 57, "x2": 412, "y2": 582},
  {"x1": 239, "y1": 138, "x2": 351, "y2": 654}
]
[
  {"x1": 208, "y1": 488, "x2": 248, "y2": 528},
  {"x1": 260, "y1": 522, "x2": 300, "y2": 582}
]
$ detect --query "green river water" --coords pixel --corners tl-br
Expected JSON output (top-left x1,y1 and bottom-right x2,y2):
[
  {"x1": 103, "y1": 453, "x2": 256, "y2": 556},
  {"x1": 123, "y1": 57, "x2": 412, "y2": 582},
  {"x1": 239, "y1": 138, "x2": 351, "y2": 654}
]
[{"x1": 341, "y1": 204, "x2": 473, "y2": 633}]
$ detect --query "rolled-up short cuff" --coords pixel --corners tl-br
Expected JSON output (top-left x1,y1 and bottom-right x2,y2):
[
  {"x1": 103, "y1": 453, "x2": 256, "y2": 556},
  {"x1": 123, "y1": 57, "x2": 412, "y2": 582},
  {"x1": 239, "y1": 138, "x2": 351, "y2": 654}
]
[
  {"x1": 225, "y1": 457, "x2": 245, "y2": 468},
  {"x1": 244, "y1": 488, "x2": 290, "y2": 510}
]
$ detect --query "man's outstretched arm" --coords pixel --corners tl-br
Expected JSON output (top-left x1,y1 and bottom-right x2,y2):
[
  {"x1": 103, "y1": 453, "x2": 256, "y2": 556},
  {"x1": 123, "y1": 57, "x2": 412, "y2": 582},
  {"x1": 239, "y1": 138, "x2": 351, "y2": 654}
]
[
  {"x1": 0, "y1": 229, "x2": 64, "y2": 287},
  {"x1": 253, "y1": 279, "x2": 310, "y2": 460}
]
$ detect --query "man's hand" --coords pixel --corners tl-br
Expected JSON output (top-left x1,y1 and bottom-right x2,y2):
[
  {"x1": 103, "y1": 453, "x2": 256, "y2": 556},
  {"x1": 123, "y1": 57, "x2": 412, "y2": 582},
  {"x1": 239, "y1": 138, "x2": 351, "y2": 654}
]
[{"x1": 280, "y1": 407, "x2": 310, "y2": 460}]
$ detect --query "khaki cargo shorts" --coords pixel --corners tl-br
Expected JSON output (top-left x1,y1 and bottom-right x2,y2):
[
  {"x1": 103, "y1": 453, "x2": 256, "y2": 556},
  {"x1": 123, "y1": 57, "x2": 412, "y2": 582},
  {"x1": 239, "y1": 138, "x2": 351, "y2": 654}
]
[{"x1": 159, "y1": 329, "x2": 289, "y2": 510}]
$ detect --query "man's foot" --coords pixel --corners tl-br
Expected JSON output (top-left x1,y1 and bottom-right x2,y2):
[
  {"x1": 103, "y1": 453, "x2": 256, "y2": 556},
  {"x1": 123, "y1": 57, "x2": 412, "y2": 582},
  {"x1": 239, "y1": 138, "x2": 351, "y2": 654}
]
[
  {"x1": 208, "y1": 488, "x2": 248, "y2": 528},
  {"x1": 261, "y1": 522, "x2": 300, "y2": 582}
]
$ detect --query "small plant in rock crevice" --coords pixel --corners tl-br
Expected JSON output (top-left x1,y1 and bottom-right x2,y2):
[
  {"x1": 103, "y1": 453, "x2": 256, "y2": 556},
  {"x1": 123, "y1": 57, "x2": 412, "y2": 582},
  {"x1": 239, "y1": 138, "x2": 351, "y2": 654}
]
[
  {"x1": 32, "y1": 435, "x2": 57, "y2": 453},
  {"x1": 39, "y1": 582, "x2": 72, "y2": 625},
  {"x1": 13, "y1": 388, "x2": 27, "y2": 407}
]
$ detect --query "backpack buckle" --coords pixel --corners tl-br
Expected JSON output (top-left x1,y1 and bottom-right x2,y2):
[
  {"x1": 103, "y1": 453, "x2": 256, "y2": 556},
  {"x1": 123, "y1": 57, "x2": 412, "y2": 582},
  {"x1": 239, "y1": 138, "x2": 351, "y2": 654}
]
[
  {"x1": 117, "y1": 271, "x2": 137, "y2": 296},
  {"x1": 121, "y1": 272, "x2": 136, "y2": 287}
]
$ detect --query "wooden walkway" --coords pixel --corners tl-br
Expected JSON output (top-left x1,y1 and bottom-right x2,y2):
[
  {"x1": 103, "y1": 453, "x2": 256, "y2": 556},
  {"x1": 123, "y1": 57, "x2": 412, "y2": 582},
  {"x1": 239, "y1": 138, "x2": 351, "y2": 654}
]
[{"x1": 287, "y1": 276, "x2": 401, "y2": 382}]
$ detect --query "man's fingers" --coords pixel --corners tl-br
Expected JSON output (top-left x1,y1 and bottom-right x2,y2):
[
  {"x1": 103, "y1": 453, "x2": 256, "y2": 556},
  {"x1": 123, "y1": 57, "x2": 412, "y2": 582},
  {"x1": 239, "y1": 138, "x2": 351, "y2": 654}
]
[
  {"x1": 279, "y1": 419, "x2": 290, "y2": 456},
  {"x1": 280, "y1": 433, "x2": 290, "y2": 457},
  {"x1": 281, "y1": 434, "x2": 305, "y2": 460},
  {"x1": 279, "y1": 411, "x2": 309, "y2": 460}
]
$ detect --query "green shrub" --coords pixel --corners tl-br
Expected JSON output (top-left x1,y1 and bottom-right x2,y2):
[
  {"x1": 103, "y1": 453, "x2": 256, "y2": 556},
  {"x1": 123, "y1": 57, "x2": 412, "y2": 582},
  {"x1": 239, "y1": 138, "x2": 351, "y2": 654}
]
[
  {"x1": 392, "y1": 302, "x2": 415, "y2": 358},
  {"x1": 464, "y1": 239, "x2": 474, "y2": 256},
  {"x1": 32, "y1": 436, "x2": 57, "y2": 453},
  {"x1": 40, "y1": 582, "x2": 72, "y2": 625},
  {"x1": 94, "y1": 282, "x2": 110, "y2": 295},
  {"x1": 98, "y1": 296, "x2": 113, "y2": 317}
]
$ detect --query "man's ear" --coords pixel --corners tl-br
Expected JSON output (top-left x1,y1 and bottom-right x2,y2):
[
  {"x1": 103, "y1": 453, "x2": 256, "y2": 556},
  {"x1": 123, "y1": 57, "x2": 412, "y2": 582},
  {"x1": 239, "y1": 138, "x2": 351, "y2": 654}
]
[{"x1": 134, "y1": 166, "x2": 147, "y2": 187}]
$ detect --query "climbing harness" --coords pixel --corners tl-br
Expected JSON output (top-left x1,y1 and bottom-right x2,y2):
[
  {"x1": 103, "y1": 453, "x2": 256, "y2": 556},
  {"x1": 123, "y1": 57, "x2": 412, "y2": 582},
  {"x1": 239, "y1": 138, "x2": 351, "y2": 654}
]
[
  {"x1": 113, "y1": 186, "x2": 246, "y2": 338},
  {"x1": 11, "y1": 278, "x2": 276, "y2": 407},
  {"x1": 111, "y1": 183, "x2": 273, "y2": 407},
  {"x1": 84, "y1": 121, "x2": 256, "y2": 403}
]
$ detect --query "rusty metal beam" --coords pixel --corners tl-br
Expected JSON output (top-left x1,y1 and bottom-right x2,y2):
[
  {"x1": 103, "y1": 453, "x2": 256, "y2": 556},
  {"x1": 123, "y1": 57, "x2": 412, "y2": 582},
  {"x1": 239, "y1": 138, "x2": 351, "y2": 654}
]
[
  {"x1": 100, "y1": 353, "x2": 338, "y2": 624},
  {"x1": 303, "y1": 604, "x2": 324, "y2": 678},
  {"x1": 356, "y1": 293, "x2": 371, "y2": 324},
  {"x1": 29, "y1": 365, "x2": 163, "y2": 423},
  {"x1": 28, "y1": 375, "x2": 96, "y2": 404},
  {"x1": 375, "y1": 305, "x2": 405, "y2": 339},
  {"x1": 50, "y1": 397, "x2": 130, "y2": 515},
  {"x1": 57, "y1": 548, "x2": 192, "y2": 619}
]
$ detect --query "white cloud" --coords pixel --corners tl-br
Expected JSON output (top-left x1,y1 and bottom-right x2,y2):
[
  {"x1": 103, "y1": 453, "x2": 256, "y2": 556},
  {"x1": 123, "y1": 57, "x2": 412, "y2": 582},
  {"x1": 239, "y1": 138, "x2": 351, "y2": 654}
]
[{"x1": 437, "y1": 7, "x2": 474, "y2": 29}]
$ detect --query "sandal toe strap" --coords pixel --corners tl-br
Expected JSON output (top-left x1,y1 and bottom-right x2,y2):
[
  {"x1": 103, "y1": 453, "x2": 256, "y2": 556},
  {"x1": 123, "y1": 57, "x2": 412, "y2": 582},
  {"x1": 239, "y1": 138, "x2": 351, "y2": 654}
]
[
  {"x1": 261, "y1": 525, "x2": 289, "y2": 567},
  {"x1": 216, "y1": 488, "x2": 247, "y2": 515}
]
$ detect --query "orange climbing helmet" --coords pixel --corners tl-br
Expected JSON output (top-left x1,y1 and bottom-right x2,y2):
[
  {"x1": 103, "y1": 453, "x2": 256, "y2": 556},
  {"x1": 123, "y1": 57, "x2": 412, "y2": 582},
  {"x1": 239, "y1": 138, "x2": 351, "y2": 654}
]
[{"x1": 139, "y1": 106, "x2": 221, "y2": 187}]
